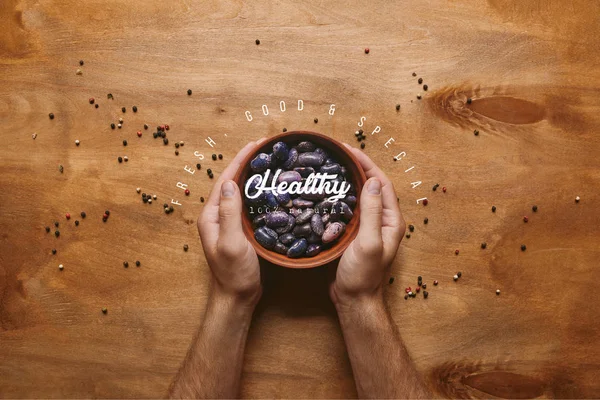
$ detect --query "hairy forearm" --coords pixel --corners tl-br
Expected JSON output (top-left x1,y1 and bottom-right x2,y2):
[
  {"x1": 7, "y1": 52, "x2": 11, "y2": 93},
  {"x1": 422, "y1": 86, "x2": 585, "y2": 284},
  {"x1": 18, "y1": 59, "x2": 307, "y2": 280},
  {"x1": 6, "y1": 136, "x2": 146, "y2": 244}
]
[
  {"x1": 337, "y1": 296, "x2": 431, "y2": 399},
  {"x1": 169, "y1": 288, "x2": 255, "y2": 399}
]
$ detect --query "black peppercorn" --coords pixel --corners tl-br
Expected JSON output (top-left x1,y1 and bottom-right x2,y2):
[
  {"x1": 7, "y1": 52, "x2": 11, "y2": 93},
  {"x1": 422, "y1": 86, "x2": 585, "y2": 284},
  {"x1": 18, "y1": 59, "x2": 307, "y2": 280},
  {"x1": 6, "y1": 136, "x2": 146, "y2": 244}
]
[
  {"x1": 132, "y1": 106, "x2": 137, "y2": 113},
  {"x1": 412, "y1": 72, "x2": 417, "y2": 77},
  {"x1": 49, "y1": 113, "x2": 54, "y2": 119},
  {"x1": 163, "y1": 203, "x2": 168, "y2": 208},
  {"x1": 175, "y1": 150, "x2": 179, "y2": 156},
  {"x1": 135, "y1": 260, "x2": 140, "y2": 267},
  {"x1": 153, "y1": 132, "x2": 158, "y2": 138},
  {"x1": 396, "y1": 104, "x2": 400, "y2": 111},
  {"x1": 55, "y1": 230, "x2": 60, "y2": 237},
  {"x1": 183, "y1": 244, "x2": 189, "y2": 252},
  {"x1": 175, "y1": 142, "x2": 180, "y2": 148},
  {"x1": 457, "y1": 272, "x2": 462, "y2": 278},
  {"x1": 218, "y1": 154, "x2": 223, "y2": 160},
  {"x1": 481, "y1": 242, "x2": 487, "y2": 249},
  {"x1": 52, "y1": 248, "x2": 57, "y2": 254},
  {"x1": 75, "y1": 220, "x2": 79, "y2": 226},
  {"x1": 532, "y1": 205, "x2": 538, "y2": 212},
  {"x1": 422, "y1": 283, "x2": 427, "y2": 289},
  {"x1": 212, "y1": 154, "x2": 217, "y2": 160},
  {"x1": 55, "y1": 221, "x2": 59, "y2": 227},
  {"x1": 196, "y1": 163, "x2": 201, "y2": 170},
  {"x1": 359, "y1": 129, "x2": 363, "y2": 134},
  {"x1": 492, "y1": 206, "x2": 497, "y2": 212},
  {"x1": 314, "y1": 118, "x2": 318, "y2": 123},
  {"x1": 169, "y1": 206, "x2": 174, "y2": 213},
  {"x1": 207, "y1": 168, "x2": 212, "y2": 174},
  {"x1": 360, "y1": 142, "x2": 366, "y2": 149},
  {"x1": 144, "y1": 124, "x2": 148, "y2": 130},
  {"x1": 408, "y1": 224, "x2": 414, "y2": 232},
  {"x1": 404, "y1": 294, "x2": 409, "y2": 300},
  {"x1": 163, "y1": 138, "x2": 169, "y2": 145},
  {"x1": 81, "y1": 211, "x2": 86, "y2": 218},
  {"x1": 187, "y1": 89, "x2": 192, "y2": 95},
  {"x1": 79, "y1": 60, "x2": 84, "y2": 66},
  {"x1": 423, "y1": 291, "x2": 428, "y2": 299},
  {"x1": 424, "y1": 218, "x2": 429, "y2": 225},
  {"x1": 283, "y1": 128, "x2": 287, "y2": 132},
  {"x1": 105, "y1": 210, "x2": 110, "y2": 216},
  {"x1": 209, "y1": 173, "x2": 214, "y2": 179},
  {"x1": 418, "y1": 78, "x2": 423, "y2": 84},
  {"x1": 123, "y1": 140, "x2": 127, "y2": 146},
  {"x1": 123, "y1": 261, "x2": 129, "y2": 268},
  {"x1": 474, "y1": 130, "x2": 479, "y2": 136},
  {"x1": 423, "y1": 84, "x2": 428, "y2": 91},
  {"x1": 102, "y1": 307, "x2": 107, "y2": 314},
  {"x1": 521, "y1": 244, "x2": 527, "y2": 251},
  {"x1": 121, "y1": 107, "x2": 126, "y2": 113},
  {"x1": 118, "y1": 156, "x2": 123, "y2": 163},
  {"x1": 389, "y1": 277, "x2": 395, "y2": 284},
  {"x1": 418, "y1": 275, "x2": 422, "y2": 282},
  {"x1": 111, "y1": 123, "x2": 115, "y2": 129},
  {"x1": 200, "y1": 197, "x2": 205, "y2": 203},
  {"x1": 255, "y1": 39, "x2": 260, "y2": 45},
  {"x1": 95, "y1": 104, "x2": 99, "y2": 108},
  {"x1": 467, "y1": 98, "x2": 472, "y2": 104},
  {"x1": 417, "y1": 94, "x2": 422, "y2": 100},
  {"x1": 406, "y1": 233, "x2": 411, "y2": 238}
]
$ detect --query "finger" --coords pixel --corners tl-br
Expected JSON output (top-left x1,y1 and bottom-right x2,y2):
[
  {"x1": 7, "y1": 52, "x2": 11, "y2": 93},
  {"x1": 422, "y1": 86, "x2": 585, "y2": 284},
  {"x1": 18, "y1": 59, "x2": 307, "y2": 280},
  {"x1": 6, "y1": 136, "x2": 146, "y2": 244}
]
[
  {"x1": 357, "y1": 177, "x2": 383, "y2": 254},
  {"x1": 344, "y1": 144, "x2": 399, "y2": 212},
  {"x1": 217, "y1": 180, "x2": 246, "y2": 245}
]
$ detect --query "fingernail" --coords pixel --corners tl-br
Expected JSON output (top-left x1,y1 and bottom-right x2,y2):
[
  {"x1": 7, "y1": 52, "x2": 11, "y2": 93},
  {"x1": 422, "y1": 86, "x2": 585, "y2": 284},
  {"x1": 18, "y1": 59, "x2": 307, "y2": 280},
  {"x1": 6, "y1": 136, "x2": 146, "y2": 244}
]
[
  {"x1": 368, "y1": 178, "x2": 381, "y2": 194},
  {"x1": 221, "y1": 181, "x2": 235, "y2": 197}
]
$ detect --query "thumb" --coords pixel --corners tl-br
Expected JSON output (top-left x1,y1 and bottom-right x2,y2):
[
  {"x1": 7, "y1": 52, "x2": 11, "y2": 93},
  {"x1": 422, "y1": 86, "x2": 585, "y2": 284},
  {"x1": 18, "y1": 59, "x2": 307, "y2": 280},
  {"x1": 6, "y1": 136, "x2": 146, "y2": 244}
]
[
  {"x1": 218, "y1": 180, "x2": 246, "y2": 242},
  {"x1": 357, "y1": 177, "x2": 383, "y2": 253}
]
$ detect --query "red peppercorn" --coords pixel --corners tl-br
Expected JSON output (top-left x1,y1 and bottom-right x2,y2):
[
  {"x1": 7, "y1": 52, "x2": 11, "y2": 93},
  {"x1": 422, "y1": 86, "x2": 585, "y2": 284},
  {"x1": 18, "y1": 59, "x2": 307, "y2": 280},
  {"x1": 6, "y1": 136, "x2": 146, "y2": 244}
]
[
  {"x1": 523, "y1": 216, "x2": 529, "y2": 223},
  {"x1": 405, "y1": 287, "x2": 411, "y2": 293},
  {"x1": 433, "y1": 280, "x2": 438, "y2": 286},
  {"x1": 137, "y1": 130, "x2": 142, "y2": 137},
  {"x1": 160, "y1": 125, "x2": 165, "y2": 131},
  {"x1": 165, "y1": 124, "x2": 170, "y2": 131},
  {"x1": 364, "y1": 48, "x2": 370, "y2": 54},
  {"x1": 423, "y1": 199, "x2": 428, "y2": 206},
  {"x1": 442, "y1": 187, "x2": 447, "y2": 193},
  {"x1": 184, "y1": 189, "x2": 190, "y2": 196},
  {"x1": 89, "y1": 98, "x2": 95, "y2": 104},
  {"x1": 415, "y1": 286, "x2": 421, "y2": 293},
  {"x1": 65, "y1": 213, "x2": 71, "y2": 220},
  {"x1": 103, "y1": 213, "x2": 108, "y2": 219},
  {"x1": 455, "y1": 249, "x2": 459, "y2": 255}
]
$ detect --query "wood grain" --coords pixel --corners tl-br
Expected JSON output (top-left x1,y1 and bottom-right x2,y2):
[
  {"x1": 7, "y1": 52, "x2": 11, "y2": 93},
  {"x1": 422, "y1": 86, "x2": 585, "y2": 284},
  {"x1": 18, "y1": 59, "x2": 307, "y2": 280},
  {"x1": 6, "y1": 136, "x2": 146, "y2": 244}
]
[{"x1": 1, "y1": 0, "x2": 600, "y2": 398}]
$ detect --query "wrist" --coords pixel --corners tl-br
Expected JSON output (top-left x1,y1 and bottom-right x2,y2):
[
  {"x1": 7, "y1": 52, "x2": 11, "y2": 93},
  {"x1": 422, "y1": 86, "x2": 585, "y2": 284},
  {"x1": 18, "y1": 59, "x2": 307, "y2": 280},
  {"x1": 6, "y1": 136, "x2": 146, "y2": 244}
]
[
  {"x1": 208, "y1": 285, "x2": 260, "y2": 320},
  {"x1": 333, "y1": 290, "x2": 386, "y2": 319}
]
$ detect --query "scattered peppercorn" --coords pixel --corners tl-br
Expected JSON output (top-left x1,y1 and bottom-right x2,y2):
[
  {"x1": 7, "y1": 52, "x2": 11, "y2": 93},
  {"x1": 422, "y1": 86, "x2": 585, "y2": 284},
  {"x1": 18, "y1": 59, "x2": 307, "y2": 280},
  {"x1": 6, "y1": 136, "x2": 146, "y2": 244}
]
[
  {"x1": 123, "y1": 261, "x2": 129, "y2": 268},
  {"x1": 163, "y1": 138, "x2": 169, "y2": 145},
  {"x1": 364, "y1": 48, "x2": 369, "y2": 54},
  {"x1": 209, "y1": 173, "x2": 214, "y2": 179},
  {"x1": 49, "y1": 113, "x2": 54, "y2": 119},
  {"x1": 79, "y1": 60, "x2": 84, "y2": 66},
  {"x1": 107, "y1": 93, "x2": 113, "y2": 100},
  {"x1": 81, "y1": 211, "x2": 86, "y2": 219},
  {"x1": 474, "y1": 130, "x2": 479, "y2": 136},
  {"x1": 457, "y1": 272, "x2": 462, "y2": 278},
  {"x1": 314, "y1": 118, "x2": 318, "y2": 123},
  {"x1": 52, "y1": 248, "x2": 57, "y2": 254},
  {"x1": 218, "y1": 154, "x2": 223, "y2": 160},
  {"x1": 575, "y1": 196, "x2": 580, "y2": 203},
  {"x1": 523, "y1": 216, "x2": 529, "y2": 223},
  {"x1": 118, "y1": 156, "x2": 123, "y2": 163},
  {"x1": 455, "y1": 249, "x2": 459, "y2": 255},
  {"x1": 255, "y1": 39, "x2": 260, "y2": 45},
  {"x1": 424, "y1": 217, "x2": 428, "y2": 224},
  {"x1": 187, "y1": 89, "x2": 192, "y2": 96},
  {"x1": 200, "y1": 197, "x2": 205, "y2": 203},
  {"x1": 492, "y1": 205, "x2": 497, "y2": 212},
  {"x1": 283, "y1": 128, "x2": 287, "y2": 132},
  {"x1": 135, "y1": 260, "x2": 140, "y2": 267},
  {"x1": 207, "y1": 168, "x2": 212, "y2": 174},
  {"x1": 196, "y1": 163, "x2": 201, "y2": 170},
  {"x1": 183, "y1": 244, "x2": 189, "y2": 252},
  {"x1": 422, "y1": 199, "x2": 428, "y2": 206},
  {"x1": 59, "y1": 264, "x2": 64, "y2": 270},
  {"x1": 153, "y1": 132, "x2": 158, "y2": 138},
  {"x1": 453, "y1": 274, "x2": 458, "y2": 281},
  {"x1": 360, "y1": 143, "x2": 365, "y2": 149},
  {"x1": 75, "y1": 220, "x2": 79, "y2": 226},
  {"x1": 409, "y1": 224, "x2": 414, "y2": 232},
  {"x1": 432, "y1": 183, "x2": 439, "y2": 191},
  {"x1": 144, "y1": 124, "x2": 148, "y2": 130},
  {"x1": 412, "y1": 72, "x2": 417, "y2": 77},
  {"x1": 212, "y1": 154, "x2": 217, "y2": 160},
  {"x1": 406, "y1": 233, "x2": 411, "y2": 238},
  {"x1": 121, "y1": 107, "x2": 126, "y2": 113},
  {"x1": 423, "y1": 291, "x2": 428, "y2": 299},
  {"x1": 132, "y1": 106, "x2": 137, "y2": 113},
  {"x1": 415, "y1": 286, "x2": 420, "y2": 293},
  {"x1": 396, "y1": 104, "x2": 401, "y2": 111},
  {"x1": 102, "y1": 307, "x2": 107, "y2": 314},
  {"x1": 423, "y1": 85, "x2": 428, "y2": 91},
  {"x1": 89, "y1": 98, "x2": 95, "y2": 104},
  {"x1": 467, "y1": 98, "x2": 472, "y2": 104},
  {"x1": 521, "y1": 244, "x2": 527, "y2": 251},
  {"x1": 434, "y1": 280, "x2": 438, "y2": 285},
  {"x1": 123, "y1": 140, "x2": 128, "y2": 146},
  {"x1": 496, "y1": 289, "x2": 501, "y2": 295},
  {"x1": 389, "y1": 277, "x2": 395, "y2": 284},
  {"x1": 481, "y1": 242, "x2": 487, "y2": 249},
  {"x1": 165, "y1": 125, "x2": 170, "y2": 131},
  {"x1": 422, "y1": 283, "x2": 427, "y2": 289},
  {"x1": 169, "y1": 206, "x2": 174, "y2": 213},
  {"x1": 185, "y1": 189, "x2": 190, "y2": 196},
  {"x1": 45, "y1": 226, "x2": 50, "y2": 233},
  {"x1": 417, "y1": 94, "x2": 422, "y2": 100},
  {"x1": 137, "y1": 130, "x2": 142, "y2": 137},
  {"x1": 418, "y1": 78, "x2": 423, "y2": 84},
  {"x1": 175, "y1": 143, "x2": 180, "y2": 149},
  {"x1": 532, "y1": 205, "x2": 538, "y2": 212},
  {"x1": 404, "y1": 294, "x2": 409, "y2": 300},
  {"x1": 442, "y1": 187, "x2": 447, "y2": 193},
  {"x1": 111, "y1": 123, "x2": 115, "y2": 129},
  {"x1": 55, "y1": 230, "x2": 60, "y2": 237},
  {"x1": 95, "y1": 104, "x2": 99, "y2": 108}
]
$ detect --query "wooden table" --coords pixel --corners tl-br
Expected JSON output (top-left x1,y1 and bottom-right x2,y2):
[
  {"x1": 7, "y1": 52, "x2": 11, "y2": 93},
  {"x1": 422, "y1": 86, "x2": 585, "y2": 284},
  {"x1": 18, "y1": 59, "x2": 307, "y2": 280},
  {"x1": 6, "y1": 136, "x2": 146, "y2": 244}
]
[{"x1": 1, "y1": 0, "x2": 599, "y2": 397}]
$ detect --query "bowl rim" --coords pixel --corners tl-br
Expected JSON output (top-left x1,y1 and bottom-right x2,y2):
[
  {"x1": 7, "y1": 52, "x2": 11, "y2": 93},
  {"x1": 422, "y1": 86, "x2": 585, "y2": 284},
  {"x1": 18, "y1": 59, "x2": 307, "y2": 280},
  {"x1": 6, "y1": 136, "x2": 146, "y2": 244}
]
[{"x1": 233, "y1": 130, "x2": 367, "y2": 269}]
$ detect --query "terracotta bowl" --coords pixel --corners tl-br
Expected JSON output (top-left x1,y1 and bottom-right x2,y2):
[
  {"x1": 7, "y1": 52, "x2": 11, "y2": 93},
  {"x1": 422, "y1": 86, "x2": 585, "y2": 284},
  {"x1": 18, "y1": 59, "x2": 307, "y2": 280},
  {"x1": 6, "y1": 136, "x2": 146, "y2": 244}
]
[{"x1": 233, "y1": 131, "x2": 367, "y2": 269}]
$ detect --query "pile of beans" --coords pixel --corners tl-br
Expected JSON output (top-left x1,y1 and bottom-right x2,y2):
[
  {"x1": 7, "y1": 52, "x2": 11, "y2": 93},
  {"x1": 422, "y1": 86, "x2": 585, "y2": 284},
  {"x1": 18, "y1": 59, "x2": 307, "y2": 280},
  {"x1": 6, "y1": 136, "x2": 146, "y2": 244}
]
[{"x1": 246, "y1": 140, "x2": 356, "y2": 258}]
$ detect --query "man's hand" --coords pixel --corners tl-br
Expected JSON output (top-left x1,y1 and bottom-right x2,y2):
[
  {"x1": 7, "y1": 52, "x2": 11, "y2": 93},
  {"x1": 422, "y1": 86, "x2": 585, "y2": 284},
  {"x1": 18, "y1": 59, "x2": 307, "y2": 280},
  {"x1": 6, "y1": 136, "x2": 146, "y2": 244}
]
[
  {"x1": 330, "y1": 145, "x2": 406, "y2": 312},
  {"x1": 170, "y1": 140, "x2": 265, "y2": 399},
  {"x1": 198, "y1": 139, "x2": 266, "y2": 308}
]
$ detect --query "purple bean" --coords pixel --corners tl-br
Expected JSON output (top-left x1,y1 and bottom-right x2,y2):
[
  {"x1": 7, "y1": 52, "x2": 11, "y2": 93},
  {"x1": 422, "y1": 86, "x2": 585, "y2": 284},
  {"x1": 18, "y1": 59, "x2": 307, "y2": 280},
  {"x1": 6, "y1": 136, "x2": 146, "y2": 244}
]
[
  {"x1": 287, "y1": 238, "x2": 308, "y2": 258},
  {"x1": 296, "y1": 208, "x2": 315, "y2": 224},
  {"x1": 306, "y1": 244, "x2": 322, "y2": 257},
  {"x1": 292, "y1": 198, "x2": 314, "y2": 208},
  {"x1": 277, "y1": 170, "x2": 302, "y2": 183},
  {"x1": 298, "y1": 152, "x2": 325, "y2": 168},
  {"x1": 273, "y1": 141, "x2": 289, "y2": 161},
  {"x1": 310, "y1": 213, "x2": 324, "y2": 236},
  {"x1": 322, "y1": 222, "x2": 346, "y2": 244},
  {"x1": 265, "y1": 211, "x2": 290, "y2": 228},
  {"x1": 250, "y1": 153, "x2": 270, "y2": 173},
  {"x1": 254, "y1": 226, "x2": 278, "y2": 249},
  {"x1": 283, "y1": 148, "x2": 298, "y2": 169},
  {"x1": 296, "y1": 141, "x2": 316, "y2": 153}
]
